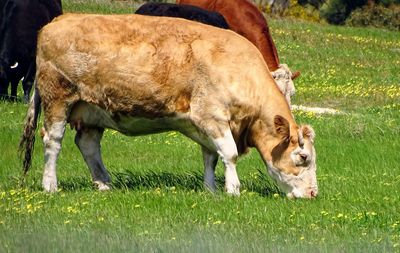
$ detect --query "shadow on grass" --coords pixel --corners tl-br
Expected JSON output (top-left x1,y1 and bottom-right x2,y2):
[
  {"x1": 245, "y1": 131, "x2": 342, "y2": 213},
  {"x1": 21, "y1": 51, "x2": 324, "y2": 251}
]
[{"x1": 56, "y1": 170, "x2": 280, "y2": 197}]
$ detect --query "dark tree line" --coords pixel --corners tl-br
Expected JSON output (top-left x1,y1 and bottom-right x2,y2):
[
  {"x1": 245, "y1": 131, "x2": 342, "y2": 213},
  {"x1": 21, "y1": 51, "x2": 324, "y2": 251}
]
[
  {"x1": 316, "y1": 0, "x2": 400, "y2": 24},
  {"x1": 254, "y1": 0, "x2": 399, "y2": 25}
]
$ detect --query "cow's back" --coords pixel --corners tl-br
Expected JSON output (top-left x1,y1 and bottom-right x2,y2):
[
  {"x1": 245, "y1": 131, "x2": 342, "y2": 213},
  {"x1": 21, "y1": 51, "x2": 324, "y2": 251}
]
[{"x1": 38, "y1": 14, "x2": 274, "y2": 115}]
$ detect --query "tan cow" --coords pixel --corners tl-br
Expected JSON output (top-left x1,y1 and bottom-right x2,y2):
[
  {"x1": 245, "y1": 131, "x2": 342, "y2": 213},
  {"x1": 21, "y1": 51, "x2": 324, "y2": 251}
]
[{"x1": 20, "y1": 14, "x2": 318, "y2": 198}]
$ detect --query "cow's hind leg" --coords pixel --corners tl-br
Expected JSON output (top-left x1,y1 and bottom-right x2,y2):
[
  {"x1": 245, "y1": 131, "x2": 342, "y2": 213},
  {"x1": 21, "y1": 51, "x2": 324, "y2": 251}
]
[
  {"x1": 38, "y1": 60, "x2": 78, "y2": 192},
  {"x1": 201, "y1": 146, "x2": 218, "y2": 192},
  {"x1": 42, "y1": 117, "x2": 67, "y2": 193},
  {"x1": 74, "y1": 127, "x2": 111, "y2": 190}
]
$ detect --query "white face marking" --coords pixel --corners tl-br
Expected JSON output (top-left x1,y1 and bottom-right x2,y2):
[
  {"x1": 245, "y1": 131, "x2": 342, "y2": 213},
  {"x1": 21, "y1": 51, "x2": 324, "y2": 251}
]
[
  {"x1": 271, "y1": 64, "x2": 295, "y2": 106},
  {"x1": 266, "y1": 145, "x2": 318, "y2": 199}
]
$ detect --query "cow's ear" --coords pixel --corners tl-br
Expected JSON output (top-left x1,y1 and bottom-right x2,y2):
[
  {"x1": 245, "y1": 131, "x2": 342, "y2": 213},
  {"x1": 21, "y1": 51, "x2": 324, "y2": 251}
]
[
  {"x1": 274, "y1": 115, "x2": 290, "y2": 139},
  {"x1": 302, "y1": 125, "x2": 315, "y2": 142},
  {"x1": 291, "y1": 71, "x2": 301, "y2": 80}
]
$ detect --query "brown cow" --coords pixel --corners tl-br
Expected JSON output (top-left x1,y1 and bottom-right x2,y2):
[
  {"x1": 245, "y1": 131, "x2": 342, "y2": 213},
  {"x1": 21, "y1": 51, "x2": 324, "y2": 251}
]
[
  {"x1": 176, "y1": 0, "x2": 300, "y2": 106},
  {"x1": 20, "y1": 14, "x2": 317, "y2": 198}
]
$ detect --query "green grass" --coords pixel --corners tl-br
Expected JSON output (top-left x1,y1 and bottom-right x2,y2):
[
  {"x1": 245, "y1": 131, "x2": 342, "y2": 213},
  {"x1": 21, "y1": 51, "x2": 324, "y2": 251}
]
[{"x1": 0, "y1": 1, "x2": 399, "y2": 252}]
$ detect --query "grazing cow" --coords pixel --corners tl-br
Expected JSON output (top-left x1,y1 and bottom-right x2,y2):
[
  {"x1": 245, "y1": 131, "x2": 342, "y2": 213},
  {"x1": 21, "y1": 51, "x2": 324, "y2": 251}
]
[
  {"x1": 0, "y1": 0, "x2": 62, "y2": 101},
  {"x1": 20, "y1": 14, "x2": 318, "y2": 198},
  {"x1": 135, "y1": 2, "x2": 229, "y2": 29},
  {"x1": 176, "y1": 0, "x2": 300, "y2": 106}
]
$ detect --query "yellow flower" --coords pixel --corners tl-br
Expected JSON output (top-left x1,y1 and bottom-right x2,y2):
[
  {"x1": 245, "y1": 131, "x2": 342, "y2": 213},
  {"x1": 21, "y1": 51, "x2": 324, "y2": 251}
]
[{"x1": 213, "y1": 220, "x2": 222, "y2": 225}]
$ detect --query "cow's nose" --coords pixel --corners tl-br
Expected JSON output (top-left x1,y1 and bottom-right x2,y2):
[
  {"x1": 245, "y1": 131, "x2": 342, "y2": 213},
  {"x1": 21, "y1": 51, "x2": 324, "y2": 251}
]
[
  {"x1": 299, "y1": 153, "x2": 308, "y2": 161},
  {"x1": 309, "y1": 188, "x2": 318, "y2": 198}
]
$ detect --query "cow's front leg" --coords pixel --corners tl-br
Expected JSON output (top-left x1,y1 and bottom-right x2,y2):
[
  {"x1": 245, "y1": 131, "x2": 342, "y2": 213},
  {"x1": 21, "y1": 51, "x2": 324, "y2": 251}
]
[
  {"x1": 201, "y1": 146, "x2": 218, "y2": 192},
  {"x1": 211, "y1": 129, "x2": 240, "y2": 196},
  {"x1": 74, "y1": 127, "x2": 111, "y2": 191}
]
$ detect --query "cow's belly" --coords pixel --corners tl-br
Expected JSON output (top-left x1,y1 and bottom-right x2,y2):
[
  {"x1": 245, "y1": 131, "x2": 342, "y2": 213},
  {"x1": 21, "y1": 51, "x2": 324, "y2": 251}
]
[{"x1": 68, "y1": 101, "x2": 215, "y2": 150}]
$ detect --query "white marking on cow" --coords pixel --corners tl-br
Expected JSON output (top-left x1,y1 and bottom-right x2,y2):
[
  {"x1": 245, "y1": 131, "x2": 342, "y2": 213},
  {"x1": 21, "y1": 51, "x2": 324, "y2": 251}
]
[
  {"x1": 42, "y1": 121, "x2": 66, "y2": 192},
  {"x1": 212, "y1": 129, "x2": 240, "y2": 196},
  {"x1": 266, "y1": 149, "x2": 318, "y2": 199},
  {"x1": 272, "y1": 64, "x2": 295, "y2": 107}
]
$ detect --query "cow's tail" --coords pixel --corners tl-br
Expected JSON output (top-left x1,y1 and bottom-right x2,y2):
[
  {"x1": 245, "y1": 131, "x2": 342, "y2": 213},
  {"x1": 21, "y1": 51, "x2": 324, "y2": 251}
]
[{"x1": 19, "y1": 84, "x2": 41, "y2": 175}]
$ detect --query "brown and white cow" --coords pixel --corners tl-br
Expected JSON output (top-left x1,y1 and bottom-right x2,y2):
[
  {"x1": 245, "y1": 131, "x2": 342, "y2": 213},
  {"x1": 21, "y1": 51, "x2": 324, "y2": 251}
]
[
  {"x1": 20, "y1": 14, "x2": 317, "y2": 198},
  {"x1": 176, "y1": 0, "x2": 300, "y2": 107}
]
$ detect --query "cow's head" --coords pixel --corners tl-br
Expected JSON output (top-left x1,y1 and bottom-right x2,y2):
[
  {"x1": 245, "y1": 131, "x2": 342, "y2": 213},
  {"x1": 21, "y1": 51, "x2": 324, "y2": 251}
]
[
  {"x1": 271, "y1": 64, "x2": 300, "y2": 106},
  {"x1": 267, "y1": 115, "x2": 318, "y2": 199}
]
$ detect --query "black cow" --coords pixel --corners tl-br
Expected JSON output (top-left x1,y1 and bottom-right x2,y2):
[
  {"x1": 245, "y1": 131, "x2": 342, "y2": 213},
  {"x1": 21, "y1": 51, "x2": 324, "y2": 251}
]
[
  {"x1": 0, "y1": 0, "x2": 62, "y2": 101},
  {"x1": 135, "y1": 2, "x2": 229, "y2": 29}
]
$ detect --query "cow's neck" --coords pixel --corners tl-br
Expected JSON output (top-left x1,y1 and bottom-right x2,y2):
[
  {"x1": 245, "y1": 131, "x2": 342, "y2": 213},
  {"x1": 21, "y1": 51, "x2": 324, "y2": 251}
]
[{"x1": 247, "y1": 78, "x2": 296, "y2": 163}]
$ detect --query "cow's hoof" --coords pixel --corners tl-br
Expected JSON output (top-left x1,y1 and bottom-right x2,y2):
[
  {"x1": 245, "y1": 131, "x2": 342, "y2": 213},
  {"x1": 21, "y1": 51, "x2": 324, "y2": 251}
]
[
  {"x1": 42, "y1": 178, "x2": 58, "y2": 193},
  {"x1": 23, "y1": 95, "x2": 30, "y2": 104},
  {"x1": 204, "y1": 182, "x2": 216, "y2": 193},
  {"x1": 225, "y1": 184, "x2": 240, "y2": 196},
  {"x1": 95, "y1": 181, "x2": 111, "y2": 191}
]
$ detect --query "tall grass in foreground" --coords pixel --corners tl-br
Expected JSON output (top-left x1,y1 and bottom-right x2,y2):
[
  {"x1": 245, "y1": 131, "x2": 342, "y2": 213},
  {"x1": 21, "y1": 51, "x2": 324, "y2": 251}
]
[{"x1": 0, "y1": 0, "x2": 399, "y2": 252}]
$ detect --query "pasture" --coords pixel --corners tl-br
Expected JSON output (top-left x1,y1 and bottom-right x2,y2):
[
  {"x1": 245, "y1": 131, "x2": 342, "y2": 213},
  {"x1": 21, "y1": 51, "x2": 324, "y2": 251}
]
[{"x1": 0, "y1": 0, "x2": 399, "y2": 252}]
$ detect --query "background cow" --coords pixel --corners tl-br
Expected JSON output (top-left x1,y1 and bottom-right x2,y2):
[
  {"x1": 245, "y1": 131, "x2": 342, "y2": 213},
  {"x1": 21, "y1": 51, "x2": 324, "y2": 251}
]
[
  {"x1": 20, "y1": 14, "x2": 317, "y2": 198},
  {"x1": 176, "y1": 0, "x2": 300, "y2": 107},
  {"x1": 135, "y1": 2, "x2": 229, "y2": 29},
  {"x1": 0, "y1": 0, "x2": 62, "y2": 101}
]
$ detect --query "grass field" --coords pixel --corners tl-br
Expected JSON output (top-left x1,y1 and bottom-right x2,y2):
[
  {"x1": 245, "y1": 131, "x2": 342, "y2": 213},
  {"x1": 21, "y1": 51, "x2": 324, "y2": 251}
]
[{"x1": 1, "y1": 0, "x2": 399, "y2": 252}]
